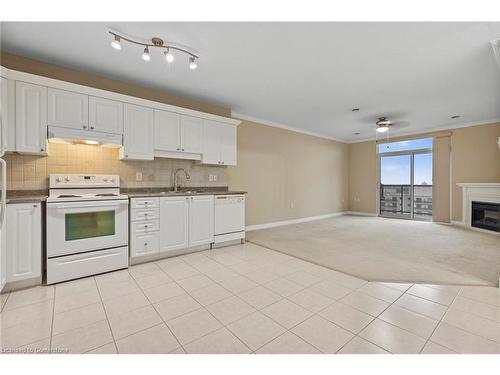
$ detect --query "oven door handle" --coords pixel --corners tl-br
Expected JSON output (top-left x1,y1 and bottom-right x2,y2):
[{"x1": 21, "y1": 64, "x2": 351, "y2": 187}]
[{"x1": 52, "y1": 200, "x2": 129, "y2": 210}]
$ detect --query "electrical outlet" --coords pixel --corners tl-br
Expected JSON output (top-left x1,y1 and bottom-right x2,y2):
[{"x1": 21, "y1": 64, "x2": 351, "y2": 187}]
[
  {"x1": 136, "y1": 172, "x2": 143, "y2": 182},
  {"x1": 209, "y1": 174, "x2": 214, "y2": 182},
  {"x1": 213, "y1": 174, "x2": 218, "y2": 182}
]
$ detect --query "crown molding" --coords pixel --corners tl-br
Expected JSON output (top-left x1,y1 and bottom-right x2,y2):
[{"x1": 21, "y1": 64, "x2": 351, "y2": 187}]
[
  {"x1": 231, "y1": 112, "x2": 348, "y2": 143},
  {"x1": 347, "y1": 118, "x2": 500, "y2": 143}
]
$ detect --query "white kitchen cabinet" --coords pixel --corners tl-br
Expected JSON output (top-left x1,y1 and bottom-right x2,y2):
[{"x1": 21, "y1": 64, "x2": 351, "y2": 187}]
[
  {"x1": 6, "y1": 203, "x2": 42, "y2": 283},
  {"x1": 154, "y1": 110, "x2": 181, "y2": 152},
  {"x1": 48, "y1": 88, "x2": 88, "y2": 130},
  {"x1": 202, "y1": 120, "x2": 237, "y2": 166},
  {"x1": 180, "y1": 115, "x2": 203, "y2": 154},
  {"x1": 15, "y1": 81, "x2": 48, "y2": 155},
  {"x1": 159, "y1": 196, "x2": 189, "y2": 253},
  {"x1": 121, "y1": 103, "x2": 154, "y2": 160},
  {"x1": 188, "y1": 195, "x2": 214, "y2": 247},
  {"x1": 0, "y1": 77, "x2": 8, "y2": 153},
  {"x1": 89, "y1": 96, "x2": 123, "y2": 134},
  {"x1": 154, "y1": 110, "x2": 203, "y2": 155}
]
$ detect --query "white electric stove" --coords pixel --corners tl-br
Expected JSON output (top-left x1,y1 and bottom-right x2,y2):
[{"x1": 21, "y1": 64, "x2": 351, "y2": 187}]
[{"x1": 46, "y1": 174, "x2": 129, "y2": 284}]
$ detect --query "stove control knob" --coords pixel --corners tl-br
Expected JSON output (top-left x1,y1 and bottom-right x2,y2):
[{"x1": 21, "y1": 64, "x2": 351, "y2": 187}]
[
  {"x1": 109, "y1": 177, "x2": 115, "y2": 183},
  {"x1": 103, "y1": 177, "x2": 109, "y2": 182},
  {"x1": 64, "y1": 176, "x2": 71, "y2": 182},
  {"x1": 56, "y1": 177, "x2": 63, "y2": 183}
]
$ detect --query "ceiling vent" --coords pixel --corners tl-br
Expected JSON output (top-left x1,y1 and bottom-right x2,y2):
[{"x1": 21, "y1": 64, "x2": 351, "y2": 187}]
[{"x1": 491, "y1": 39, "x2": 500, "y2": 70}]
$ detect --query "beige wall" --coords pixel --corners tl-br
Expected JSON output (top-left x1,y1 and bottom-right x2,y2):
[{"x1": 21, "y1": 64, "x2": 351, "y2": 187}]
[
  {"x1": 227, "y1": 121, "x2": 349, "y2": 226},
  {"x1": 5, "y1": 143, "x2": 227, "y2": 191},
  {"x1": 347, "y1": 122, "x2": 500, "y2": 221},
  {"x1": 451, "y1": 122, "x2": 500, "y2": 221},
  {"x1": 348, "y1": 141, "x2": 377, "y2": 213}
]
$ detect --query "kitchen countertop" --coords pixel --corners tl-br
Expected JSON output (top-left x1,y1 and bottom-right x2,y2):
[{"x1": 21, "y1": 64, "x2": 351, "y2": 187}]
[
  {"x1": 6, "y1": 190, "x2": 48, "y2": 204},
  {"x1": 5, "y1": 187, "x2": 247, "y2": 203},
  {"x1": 123, "y1": 187, "x2": 247, "y2": 198}
]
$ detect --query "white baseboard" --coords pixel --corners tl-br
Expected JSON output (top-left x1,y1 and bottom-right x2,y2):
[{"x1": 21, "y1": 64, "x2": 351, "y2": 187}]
[
  {"x1": 246, "y1": 212, "x2": 345, "y2": 232},
  {"x1": 345, "y1": 211, "x2": 378, "y2": 217},
  {"x1": 451, "y1": 220, "x2": 465, "y2": 227}
]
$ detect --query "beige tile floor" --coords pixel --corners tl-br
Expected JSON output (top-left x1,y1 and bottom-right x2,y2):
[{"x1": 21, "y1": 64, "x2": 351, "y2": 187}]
[{"x1": 1, "y1": 242, "x2": 500, "y2": 354}]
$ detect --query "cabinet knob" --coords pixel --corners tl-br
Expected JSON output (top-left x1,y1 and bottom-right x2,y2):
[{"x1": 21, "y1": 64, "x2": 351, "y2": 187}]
[
  {"x1": 90, "y1": 126, "x2": 94, "y2": 130},
  {"x1": 40, "y1": 148, "x2": 44, "y2": 152},
  {"x1": 83, "y1": 125, "x2": 87, "y2": 129},
  {"x1": 33, "y1": 204, "x2": 38, "y2": 208},
  {"x1": 144, "y1": 242, "x2": 148, "y2": 246},
  {"x1": 144, "y1": 225, "x2": 148, "y2": 228},
  {"x1": 182, "y1": 148, "x2": 185, "y2": 151}
]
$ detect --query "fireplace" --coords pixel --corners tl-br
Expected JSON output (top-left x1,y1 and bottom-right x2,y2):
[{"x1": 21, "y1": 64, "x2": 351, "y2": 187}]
[{"x1": 471, "y1": 201, "x2": 500, "y2": 232}]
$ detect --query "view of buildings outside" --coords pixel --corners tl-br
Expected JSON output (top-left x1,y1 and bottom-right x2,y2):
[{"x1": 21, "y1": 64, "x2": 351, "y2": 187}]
[{"x1": 379, "y1": 142, "x2": 433, "y2": 221}]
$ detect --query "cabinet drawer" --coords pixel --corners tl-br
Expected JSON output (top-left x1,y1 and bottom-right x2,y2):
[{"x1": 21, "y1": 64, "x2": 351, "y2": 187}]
[
  {"x1": 132, "y1": 220, "x2": 159, "y2": 233},
  {"x1": 130, "y1": 208, "x2": 160, "y2": 221},
  {"x1": 131, "y1": 232, "x2": 160, "y2": 257},
  {"x1": 131, "y1": 198, "x2": 159, "y2": 209}
]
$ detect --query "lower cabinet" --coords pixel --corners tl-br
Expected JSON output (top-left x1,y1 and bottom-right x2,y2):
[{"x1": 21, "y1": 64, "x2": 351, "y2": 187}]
[
  {"x1": 129, "y1": 195, "x2": 214, "y2": 261},
  {"x1": 6, "y1": 203, "x2": 42, "y2": 283}
]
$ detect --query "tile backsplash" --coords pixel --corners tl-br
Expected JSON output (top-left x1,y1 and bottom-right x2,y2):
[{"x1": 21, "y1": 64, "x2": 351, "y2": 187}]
[{"x1": 4, "y1": 143, "x2": 227, "y2": 190}]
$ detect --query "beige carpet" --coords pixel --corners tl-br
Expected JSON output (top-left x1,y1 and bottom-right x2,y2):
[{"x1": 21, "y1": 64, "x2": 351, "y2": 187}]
[{"x1": 247, "y1": 215, "x2": 500, "y2": 286}]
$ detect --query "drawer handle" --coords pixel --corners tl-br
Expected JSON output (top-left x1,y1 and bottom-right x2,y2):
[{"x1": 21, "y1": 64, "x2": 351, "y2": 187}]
[
  {"x1": 144, "y1": 242, "x2": 148, "y2": 246},
  {"x1": 144, "y1": 225, "x2": 148, "y2": 228},
  {"x1": 144, "y1": 213, "x2": 148, "y2": 216}
]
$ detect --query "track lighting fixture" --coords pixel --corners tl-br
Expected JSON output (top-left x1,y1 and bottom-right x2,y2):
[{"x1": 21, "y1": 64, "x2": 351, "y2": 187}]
[
  {"x1": 141, "y1": 46, "x2": 151, "y2": 62},
  {"x1": 189, "y1": 57, "x2": 198, "y2": 70},
  {"x1": 111, "y1": 35, "x2": 121, "y2": 50},
  {"x1": 109, "y1": 31, "x2": 198, "y2": 69}
]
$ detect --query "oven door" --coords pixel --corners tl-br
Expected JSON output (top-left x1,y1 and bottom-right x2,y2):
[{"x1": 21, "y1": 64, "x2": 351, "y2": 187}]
[{"x1": 47, "y1": 199, "x2": 129, "y2": 257}]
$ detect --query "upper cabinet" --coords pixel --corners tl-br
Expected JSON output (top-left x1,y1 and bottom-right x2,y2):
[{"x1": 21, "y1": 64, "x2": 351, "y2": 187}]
[
  {"x1": 154, "y1": 110, "x2": 203, "y2": 156},
  {"x1": 202, "y1": 120, "x2": 237, "y2": 166},
  {"x1": 154, "y1": 110, "x2": 181, "y2": 152},
  {"x1": 121, "y1": 103, "x2": 154, "y2": 160},
  {"x1": 0, "y1": 77, "x2": 8, "y2": 154},
  {"x1": 180, "y1": 115, "x2": 203, "y2": 154},
  {"x1": 15, "y1": 81, "x2": 48, "y2": 155},
  {"x1": 48, "y1": 88, "x2": 88, "y2": 130},
  {"x1": 89, "y1": 96, "x2": 123, "y2": 134}
]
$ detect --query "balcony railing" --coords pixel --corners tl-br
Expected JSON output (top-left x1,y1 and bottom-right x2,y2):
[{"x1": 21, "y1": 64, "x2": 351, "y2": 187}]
[{"x1": 380, "y1": 184, "x2": 432, "y2": 220}]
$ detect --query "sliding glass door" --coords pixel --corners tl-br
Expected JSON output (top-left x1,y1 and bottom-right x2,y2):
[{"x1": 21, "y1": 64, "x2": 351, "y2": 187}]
[{"x1": 378, "y1": 138, "x2": 433, "y2": 221}]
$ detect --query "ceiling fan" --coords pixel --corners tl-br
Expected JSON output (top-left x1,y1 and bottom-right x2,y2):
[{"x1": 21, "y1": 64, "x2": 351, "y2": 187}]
[{"x1": 375, "y1": 116, "x2": 410, "y2": 135}]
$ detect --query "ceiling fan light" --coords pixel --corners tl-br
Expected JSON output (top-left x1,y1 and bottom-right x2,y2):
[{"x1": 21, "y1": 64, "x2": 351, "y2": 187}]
[
  {"x1": 142, "y1": 46, "x2": 151, "y2": 62},
  {"x1": 376, "y1": 125, "x2": 389, "y2": 133},
  {"x1": 164, "y1": 50, "x2": 174, "y2": 63},
  {"x1": 189, "y1": 57, "x2": 198, "y2": 70},
  {"x1": 111, "y1": 35, "x2": 121, "y2": 50}
]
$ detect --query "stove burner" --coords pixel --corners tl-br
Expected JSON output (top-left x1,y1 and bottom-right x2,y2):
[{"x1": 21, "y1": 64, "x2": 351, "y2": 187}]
[
  {"x1": 58, "y1": 194, "x2": 82, "y2": 198},
  {"x1": 95, "y1": 193, "x2": 118, "y2": 197}
]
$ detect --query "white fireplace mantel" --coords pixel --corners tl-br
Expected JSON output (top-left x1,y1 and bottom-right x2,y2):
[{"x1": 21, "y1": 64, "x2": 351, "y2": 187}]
[{"x1": 456, "y1": 182, "x2": 500, "y2": 233}]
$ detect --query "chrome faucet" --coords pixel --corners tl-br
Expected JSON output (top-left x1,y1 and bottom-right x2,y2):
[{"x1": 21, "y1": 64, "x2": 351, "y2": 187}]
[{"x1": 173, "y1": 168, "x2": 191, "y2": 192}]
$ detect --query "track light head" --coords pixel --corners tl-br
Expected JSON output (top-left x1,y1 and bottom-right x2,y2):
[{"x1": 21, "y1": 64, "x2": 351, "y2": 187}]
[
  {"x1": 164, "y1": 49, "x2": 174, "y2": 63},
  {"x1": 189, "y1": 56, "x2": 198, "y2": 70},
  {"x1": 142, "y1": 46, "x2": 151, "y2": 62},
  {"x1": 111, "y1": 35, "x2": 121, "y2": 50}
]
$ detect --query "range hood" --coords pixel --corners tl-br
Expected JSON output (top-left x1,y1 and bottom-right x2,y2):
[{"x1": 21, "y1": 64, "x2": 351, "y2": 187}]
[{"x1": 48, "y1": 126, "x2": 122, "y2": 148}]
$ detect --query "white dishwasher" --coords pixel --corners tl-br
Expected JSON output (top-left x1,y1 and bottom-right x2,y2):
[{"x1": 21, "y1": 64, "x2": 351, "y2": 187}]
[{"x1": 214, "y1": 194, "x2": 245, "y2": 244}]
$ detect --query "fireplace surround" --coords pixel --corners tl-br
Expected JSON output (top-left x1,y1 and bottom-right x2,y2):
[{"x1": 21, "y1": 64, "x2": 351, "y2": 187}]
[{"x1": 457, "y1": 183, "x2": 500, "y2": 234}]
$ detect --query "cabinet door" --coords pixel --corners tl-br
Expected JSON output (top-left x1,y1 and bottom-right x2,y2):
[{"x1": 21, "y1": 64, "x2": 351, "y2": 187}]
[
  {"x1": 202, "y1": 120, "x2": 222, "y2": 165},
  {"x1": 6, "y1": 203, "x2": 42, "y2": 283},
  {"x1": 159, "y1": 197, "x2": 189, "y2": 252},
  {"x1": 15, "y1": 82, "x2": 48, "y2": 154},
  {"x1": 180, "y1": 115, "x2": 203, "y2": 154},
  {"x1": 0, "y1": 77, "x2": 8, "y2": 154},
  {"x1": 219, "y1": 124, "x2": 237, "y2": 166},
  {"x1": 189, "y1": 195, "x2": 214, "y2": 247},
  {"x1": 122, "y1": 104, "x2": 154, "y2": 160},
  {"x1": 89, "y1": 96, "x2": 123, "y2": 134},
  {"x1": 48, "y1": 88, "x2": 88, "y2": 130},
  {"x1": 154, "y1": 110, "x2": 181, "y2": 152}
]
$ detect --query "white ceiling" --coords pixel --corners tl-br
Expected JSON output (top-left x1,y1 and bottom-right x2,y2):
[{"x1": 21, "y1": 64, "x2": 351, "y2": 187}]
[{"x1": 1, "y1": 22, "x2": 500, "y2": 142}]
